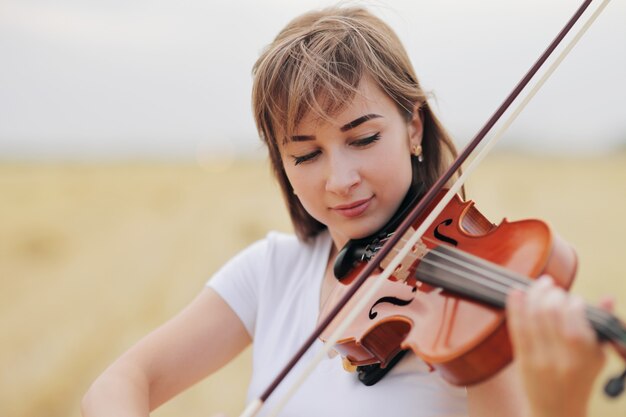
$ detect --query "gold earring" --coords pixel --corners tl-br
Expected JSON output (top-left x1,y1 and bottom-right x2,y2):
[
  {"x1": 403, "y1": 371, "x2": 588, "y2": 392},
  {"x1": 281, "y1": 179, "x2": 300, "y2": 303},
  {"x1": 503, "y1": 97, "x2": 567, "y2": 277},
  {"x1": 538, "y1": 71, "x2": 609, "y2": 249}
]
[{"x1": 412, "y1": 144, "x2": 423, "y2": 163}]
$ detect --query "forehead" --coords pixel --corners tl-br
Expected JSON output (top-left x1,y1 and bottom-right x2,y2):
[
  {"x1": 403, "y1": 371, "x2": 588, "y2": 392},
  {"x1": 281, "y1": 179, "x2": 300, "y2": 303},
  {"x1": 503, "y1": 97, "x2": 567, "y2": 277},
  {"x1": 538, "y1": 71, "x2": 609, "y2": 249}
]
[{"x1": 293, "y1": 76, "x2": 393, "y2": 136}]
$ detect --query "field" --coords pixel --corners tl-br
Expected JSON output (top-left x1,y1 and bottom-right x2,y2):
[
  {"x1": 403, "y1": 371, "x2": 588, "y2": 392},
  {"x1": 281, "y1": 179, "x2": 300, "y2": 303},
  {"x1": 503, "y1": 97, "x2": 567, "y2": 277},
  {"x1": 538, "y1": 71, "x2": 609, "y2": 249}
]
[{"x1": 1, "y1": 152, "x2": 625, "y2": 417}]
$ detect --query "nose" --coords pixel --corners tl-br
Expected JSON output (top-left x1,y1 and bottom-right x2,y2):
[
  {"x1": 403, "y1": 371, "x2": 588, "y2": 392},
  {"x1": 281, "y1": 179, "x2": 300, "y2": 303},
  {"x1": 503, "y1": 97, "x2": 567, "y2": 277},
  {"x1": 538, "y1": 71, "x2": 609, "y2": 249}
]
[{"x1": 325, "y1": 150, "x2": 361, "y2": 196}]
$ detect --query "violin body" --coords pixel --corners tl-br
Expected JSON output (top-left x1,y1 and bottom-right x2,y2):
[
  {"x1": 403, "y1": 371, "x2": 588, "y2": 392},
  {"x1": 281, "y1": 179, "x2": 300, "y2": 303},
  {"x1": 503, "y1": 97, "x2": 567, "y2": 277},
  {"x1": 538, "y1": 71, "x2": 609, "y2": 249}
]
[{"x1": 319, "y1": 192, "x2": 578, "y2": 385}]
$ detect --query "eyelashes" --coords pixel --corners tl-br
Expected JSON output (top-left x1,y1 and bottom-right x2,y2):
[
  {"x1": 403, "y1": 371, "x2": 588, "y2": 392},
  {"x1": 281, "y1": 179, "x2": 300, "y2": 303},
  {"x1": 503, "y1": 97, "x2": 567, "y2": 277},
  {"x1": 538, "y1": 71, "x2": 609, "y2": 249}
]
[
  {"x1": 292, "y1": 133, "x2": 381, "y2": 166},
  {"x1": 352, "y1": 132, "x2": 381, "y2": 147},
  {"x1": 293, "y1": 150, "x2": 320, "y2": 165}
]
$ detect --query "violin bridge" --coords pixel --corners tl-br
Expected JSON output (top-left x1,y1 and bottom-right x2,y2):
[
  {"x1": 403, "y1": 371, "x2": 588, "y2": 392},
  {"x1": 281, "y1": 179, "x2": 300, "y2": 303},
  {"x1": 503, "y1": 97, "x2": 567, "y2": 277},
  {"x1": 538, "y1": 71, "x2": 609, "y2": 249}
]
[{"x1": 380, "y1": 226, "x2": 428, "y2": 282}]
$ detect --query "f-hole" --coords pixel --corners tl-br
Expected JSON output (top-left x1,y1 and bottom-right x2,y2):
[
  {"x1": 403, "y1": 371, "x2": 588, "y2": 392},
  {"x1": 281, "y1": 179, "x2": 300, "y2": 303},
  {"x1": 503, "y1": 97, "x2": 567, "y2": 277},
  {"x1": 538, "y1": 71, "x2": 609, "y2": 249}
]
[{"x1": 434, "y1": 219, "x2": 458, "y2": 246}]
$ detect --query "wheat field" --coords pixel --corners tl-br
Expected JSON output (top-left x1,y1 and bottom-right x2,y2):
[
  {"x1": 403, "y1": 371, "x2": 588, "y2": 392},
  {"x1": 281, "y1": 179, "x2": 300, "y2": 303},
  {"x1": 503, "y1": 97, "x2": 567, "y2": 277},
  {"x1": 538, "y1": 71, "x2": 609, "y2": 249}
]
[{"x1": 1, "y1": 152, "x2": 625, "y2": 417}]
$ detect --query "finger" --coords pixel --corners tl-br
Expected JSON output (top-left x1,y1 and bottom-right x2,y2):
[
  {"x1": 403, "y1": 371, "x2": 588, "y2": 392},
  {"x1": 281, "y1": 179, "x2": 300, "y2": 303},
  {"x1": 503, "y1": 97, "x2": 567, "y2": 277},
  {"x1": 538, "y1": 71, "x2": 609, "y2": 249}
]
[
  {"x1": 526, "y1": 277, "x2": 559, "y2": 347},
  {"x1": 507, "y1": 288, "x2": 532, "y2": 356},
  {"x1": 563, "y1": 295, "x2": 597, "y2": 347},
  {"x1": 538, "y1": 285, "x2": 568, "y2": 349},
  {"x1": 563, "y1": 295, "x2": 606, "y2": 371}
]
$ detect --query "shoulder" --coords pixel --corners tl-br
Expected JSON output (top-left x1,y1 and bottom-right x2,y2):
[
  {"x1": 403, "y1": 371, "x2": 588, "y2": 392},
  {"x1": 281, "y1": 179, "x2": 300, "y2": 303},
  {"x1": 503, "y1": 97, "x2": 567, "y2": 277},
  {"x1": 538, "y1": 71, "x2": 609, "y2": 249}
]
[
  {"x1": 212, "y1": 230, "x2": 330, "y2": 279},
  {"x1": 207, "y1": 230, "x2": 331, "y2": 338},
  {"x1": 264, "y1": 230, "x2": 327, "y2": 256},
  {"x1": 261, "y1": 230, "x2": 332, "y2": 277}
]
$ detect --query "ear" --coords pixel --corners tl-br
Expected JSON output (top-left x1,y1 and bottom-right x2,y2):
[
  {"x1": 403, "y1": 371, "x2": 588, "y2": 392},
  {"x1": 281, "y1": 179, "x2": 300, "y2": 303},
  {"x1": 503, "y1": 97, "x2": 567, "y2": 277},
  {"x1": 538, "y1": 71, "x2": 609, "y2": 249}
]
[{"x1": 407, "y1": 102, "x2": 423, "y2": 149}]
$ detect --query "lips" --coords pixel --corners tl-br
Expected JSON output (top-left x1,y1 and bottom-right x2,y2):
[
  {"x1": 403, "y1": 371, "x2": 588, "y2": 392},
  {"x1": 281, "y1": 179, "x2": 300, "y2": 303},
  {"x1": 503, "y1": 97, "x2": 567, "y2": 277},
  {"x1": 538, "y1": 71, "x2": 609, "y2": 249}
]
[{"x1": 331, "y1": 197, "x2": 373, "y2": 218}]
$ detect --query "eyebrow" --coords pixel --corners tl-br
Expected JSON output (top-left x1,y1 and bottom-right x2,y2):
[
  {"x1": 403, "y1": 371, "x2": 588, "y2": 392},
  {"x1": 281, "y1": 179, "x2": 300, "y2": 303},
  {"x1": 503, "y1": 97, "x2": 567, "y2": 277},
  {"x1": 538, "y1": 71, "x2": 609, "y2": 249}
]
[
  {"x1": 289, "y1": 113, "x2": 383, "y2": 142},
  {"x1": 340, "y1": 114, "x2": 382, "y2": 132}
]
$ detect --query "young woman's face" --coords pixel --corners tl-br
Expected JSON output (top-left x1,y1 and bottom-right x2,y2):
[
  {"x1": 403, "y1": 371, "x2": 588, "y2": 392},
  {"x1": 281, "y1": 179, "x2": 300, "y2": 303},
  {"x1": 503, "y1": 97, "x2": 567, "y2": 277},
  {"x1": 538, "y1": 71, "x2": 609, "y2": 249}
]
[{"x1": 279, "y1": 76, "x2": 423, "y2": 248}]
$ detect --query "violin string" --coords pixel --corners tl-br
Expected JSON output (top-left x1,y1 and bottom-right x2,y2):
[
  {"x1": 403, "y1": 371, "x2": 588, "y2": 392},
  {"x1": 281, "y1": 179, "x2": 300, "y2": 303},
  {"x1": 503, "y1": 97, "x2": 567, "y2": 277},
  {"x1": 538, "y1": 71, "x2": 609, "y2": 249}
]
[
  {"x1": 384, "y1": 234, "x2": 530, "y2": 288},
  {"x1": 407, "y1": 236, "x2": 531, "y2": 296},
  {"x1": 442, "y1": 250, "x2": 622, "y2": 341},
  {"x1": 384, "y1": 230, "x2": 624, "y2": 344},
  {"x1": 373, "y1": 230, "x2": 623, "y2": 343},
  {"x1": 419, "y1": 243, "x2": 596, "y2": 314},
  {"x1": 389, "y1": 231, "x2": 626, "y2": 345},
  {"x1": 410, "y1": 242, "x2": 625, "y2": 342},
  {"x1": 417, "y1": 251, "x2": 624, "y2": 342},
  {"x1": 421, "y1": 236, "x2": 532, "y2": 286},
  {"x1": 384, "y1": 233, "x2": 527, "y2": 296},
  {"x1": 416, "y1": 246, "x2": 524, "y2": 305}
]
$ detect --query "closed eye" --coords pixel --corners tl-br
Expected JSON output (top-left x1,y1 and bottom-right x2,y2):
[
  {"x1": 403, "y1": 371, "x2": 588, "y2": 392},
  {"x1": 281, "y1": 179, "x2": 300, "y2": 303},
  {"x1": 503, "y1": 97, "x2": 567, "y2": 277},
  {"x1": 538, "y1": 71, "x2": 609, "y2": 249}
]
[
  {"x1": 290, "y1": 133, "x2": 380, "y2": 166},
  {"x1": 352, "y1": 133, "x2": 381, "y2": 147},
  {"x1": 292, "y1": 150, "x2": 321, "y2": 166}
]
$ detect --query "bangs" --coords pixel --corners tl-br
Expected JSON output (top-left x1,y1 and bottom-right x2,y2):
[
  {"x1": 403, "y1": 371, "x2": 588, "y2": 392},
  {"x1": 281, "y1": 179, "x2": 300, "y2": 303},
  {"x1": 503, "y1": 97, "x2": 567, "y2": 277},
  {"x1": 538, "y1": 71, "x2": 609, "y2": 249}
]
[
  {"x1": 271, "y1": 31, "x2": 365, "y2": 142},
  {"x1": 253, "y1": 7, "x2": 424, "y2": 150}
]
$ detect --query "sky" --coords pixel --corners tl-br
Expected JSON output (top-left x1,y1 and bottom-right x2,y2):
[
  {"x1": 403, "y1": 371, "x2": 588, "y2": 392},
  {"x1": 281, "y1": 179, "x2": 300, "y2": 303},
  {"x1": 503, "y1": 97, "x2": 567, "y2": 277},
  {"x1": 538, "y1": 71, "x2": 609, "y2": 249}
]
[{"x1": 0, "y1": 0, "x2": 625, "y2": 160}]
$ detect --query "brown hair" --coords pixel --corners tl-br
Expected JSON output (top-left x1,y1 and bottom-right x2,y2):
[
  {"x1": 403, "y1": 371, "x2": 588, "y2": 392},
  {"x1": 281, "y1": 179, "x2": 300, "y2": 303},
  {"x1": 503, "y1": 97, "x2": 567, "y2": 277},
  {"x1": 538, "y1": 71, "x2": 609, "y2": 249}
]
[{"x1": 252, "y1": 6, "x2": 458, "y2": 241}]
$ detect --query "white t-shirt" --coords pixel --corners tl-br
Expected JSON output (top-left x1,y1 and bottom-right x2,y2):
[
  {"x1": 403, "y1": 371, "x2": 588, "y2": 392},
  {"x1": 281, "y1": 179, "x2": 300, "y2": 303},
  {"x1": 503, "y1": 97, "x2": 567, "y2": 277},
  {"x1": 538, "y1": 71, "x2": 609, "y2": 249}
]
[{"x1": 207, "y1": 230, "x2": 468, "y2": 417}]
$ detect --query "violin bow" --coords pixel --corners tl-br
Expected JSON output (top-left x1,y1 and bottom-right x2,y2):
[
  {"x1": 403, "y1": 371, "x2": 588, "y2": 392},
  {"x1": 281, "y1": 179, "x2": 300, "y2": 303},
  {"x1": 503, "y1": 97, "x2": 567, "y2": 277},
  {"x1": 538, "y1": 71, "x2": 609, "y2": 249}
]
[{"x1": 239, "y1": 1, "x2": 612, "y2": 416}]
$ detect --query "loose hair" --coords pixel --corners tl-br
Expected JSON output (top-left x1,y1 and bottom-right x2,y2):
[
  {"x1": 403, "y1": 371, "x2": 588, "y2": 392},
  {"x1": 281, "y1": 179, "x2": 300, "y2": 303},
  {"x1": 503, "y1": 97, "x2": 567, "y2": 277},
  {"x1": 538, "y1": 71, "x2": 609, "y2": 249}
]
[{"x1": 252, "y1": 6, "x2": 458, "y2": 241}]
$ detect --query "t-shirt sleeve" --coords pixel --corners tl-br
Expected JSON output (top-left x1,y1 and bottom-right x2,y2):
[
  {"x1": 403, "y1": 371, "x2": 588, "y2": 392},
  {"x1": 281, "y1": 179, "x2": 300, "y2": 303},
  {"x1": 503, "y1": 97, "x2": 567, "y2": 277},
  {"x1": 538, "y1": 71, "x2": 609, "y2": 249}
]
[{"x1": 206, "y1": 238, "x2": 269, "y2": 339}]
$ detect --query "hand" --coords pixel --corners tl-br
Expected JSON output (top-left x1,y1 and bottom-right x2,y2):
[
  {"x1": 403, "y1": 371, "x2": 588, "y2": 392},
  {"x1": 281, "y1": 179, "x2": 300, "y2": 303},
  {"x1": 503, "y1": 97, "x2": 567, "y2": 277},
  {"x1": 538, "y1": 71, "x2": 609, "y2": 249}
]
[{"x1": 506, "y1": 276, "x2": 611, "y2": 417}]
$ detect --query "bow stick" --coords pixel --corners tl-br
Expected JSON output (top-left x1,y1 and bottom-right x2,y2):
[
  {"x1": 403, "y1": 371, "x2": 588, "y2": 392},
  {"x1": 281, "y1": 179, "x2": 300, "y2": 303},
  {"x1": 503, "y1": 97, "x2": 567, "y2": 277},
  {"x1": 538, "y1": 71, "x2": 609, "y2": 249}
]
[{"x1": 239, "y1": 1, "x2": 611, "y2": 416}]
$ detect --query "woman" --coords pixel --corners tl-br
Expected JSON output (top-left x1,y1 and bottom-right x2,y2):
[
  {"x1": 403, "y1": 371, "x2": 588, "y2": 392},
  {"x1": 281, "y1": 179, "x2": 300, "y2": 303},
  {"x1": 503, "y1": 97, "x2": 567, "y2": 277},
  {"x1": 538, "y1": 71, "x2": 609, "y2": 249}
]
[{"x1": 81, "y1": 6, "x2": 607, "y2": 417}]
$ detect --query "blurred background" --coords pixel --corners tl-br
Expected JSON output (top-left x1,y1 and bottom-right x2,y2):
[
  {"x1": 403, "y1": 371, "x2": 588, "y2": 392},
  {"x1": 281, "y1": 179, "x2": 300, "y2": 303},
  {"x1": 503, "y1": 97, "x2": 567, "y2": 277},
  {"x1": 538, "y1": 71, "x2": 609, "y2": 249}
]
[{"x1": 1, "y1": 1, "x2": 625, "y2": 416}]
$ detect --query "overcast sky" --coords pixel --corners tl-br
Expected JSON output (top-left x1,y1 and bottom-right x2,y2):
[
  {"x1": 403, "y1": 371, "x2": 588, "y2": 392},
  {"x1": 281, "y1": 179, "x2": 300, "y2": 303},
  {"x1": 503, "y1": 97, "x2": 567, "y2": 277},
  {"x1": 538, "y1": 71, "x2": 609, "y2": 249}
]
[{"x1": 1, "y1": 0, "x2": 624, "y2": 160}]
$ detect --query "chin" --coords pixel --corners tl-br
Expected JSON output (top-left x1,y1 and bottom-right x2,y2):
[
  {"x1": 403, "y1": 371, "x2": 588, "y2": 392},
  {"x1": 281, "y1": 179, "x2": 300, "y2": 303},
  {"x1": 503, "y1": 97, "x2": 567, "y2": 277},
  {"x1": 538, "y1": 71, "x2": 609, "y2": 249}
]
[
  {"x1": 345, "y1": 220, "x2": 386, "y2": 241},
  {"x1": 328, "y1": 212, "x2": 391, "y2": 247}
]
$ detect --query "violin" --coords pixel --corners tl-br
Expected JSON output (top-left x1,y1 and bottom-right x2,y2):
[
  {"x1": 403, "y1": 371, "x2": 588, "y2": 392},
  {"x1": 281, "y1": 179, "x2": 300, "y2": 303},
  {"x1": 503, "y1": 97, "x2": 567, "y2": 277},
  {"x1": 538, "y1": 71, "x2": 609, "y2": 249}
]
[{"x1": 320, "y1": 190, "x2": 626, "y2": 387}]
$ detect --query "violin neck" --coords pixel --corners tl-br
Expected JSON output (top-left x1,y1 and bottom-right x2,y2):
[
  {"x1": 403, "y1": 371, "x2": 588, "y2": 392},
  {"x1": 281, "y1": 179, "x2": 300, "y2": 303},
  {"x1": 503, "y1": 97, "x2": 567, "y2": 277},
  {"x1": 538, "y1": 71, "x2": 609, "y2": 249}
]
[{"x1": 586, "y1": 305, "x2": 626, "y2": 352}]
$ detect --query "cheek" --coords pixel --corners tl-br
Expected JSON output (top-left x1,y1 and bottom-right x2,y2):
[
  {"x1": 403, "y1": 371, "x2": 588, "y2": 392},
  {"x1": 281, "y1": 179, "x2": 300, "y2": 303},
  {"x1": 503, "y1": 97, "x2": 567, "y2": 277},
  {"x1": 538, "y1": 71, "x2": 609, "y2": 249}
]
[
  {"x1": 284, "y1": 163, "x2": 314, "y2": 192},
  {"x1": 283, "y1": 164, "x2": 324, "y2": 212},
  {"x1": 369, "y1": 143, "x2": 414, "y2": 206},
  {"x1": 373, "y1": 140, "x2": 413, "y2": 181}
]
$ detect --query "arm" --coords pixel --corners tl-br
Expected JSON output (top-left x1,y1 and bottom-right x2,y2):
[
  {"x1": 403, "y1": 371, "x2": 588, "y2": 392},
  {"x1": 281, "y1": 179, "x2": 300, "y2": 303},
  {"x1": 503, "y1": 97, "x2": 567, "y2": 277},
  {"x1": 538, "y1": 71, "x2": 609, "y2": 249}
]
[
  {"x1": 505, "y1": 276, "x2": 607, "y2": 417},
  {"x1": 81, "y1": 287, "x2": 251, "y2": 417}
]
